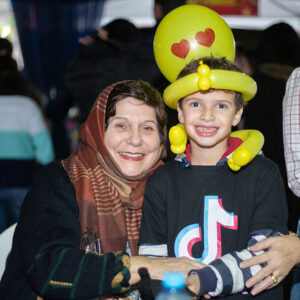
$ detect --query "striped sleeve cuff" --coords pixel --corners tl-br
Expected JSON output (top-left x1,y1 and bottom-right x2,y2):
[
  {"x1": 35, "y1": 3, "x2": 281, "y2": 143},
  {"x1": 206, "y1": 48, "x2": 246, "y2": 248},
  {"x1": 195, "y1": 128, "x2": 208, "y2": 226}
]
[{"x1": 188, "y1": 267, "x2": 217, "y2": 296}]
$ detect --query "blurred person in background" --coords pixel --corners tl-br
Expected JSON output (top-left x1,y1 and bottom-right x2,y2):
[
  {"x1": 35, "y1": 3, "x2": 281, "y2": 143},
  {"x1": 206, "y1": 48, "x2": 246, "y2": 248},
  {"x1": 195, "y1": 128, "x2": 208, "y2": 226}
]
[
  {"x1": 0, "y1": 38, "x2": 54, "y2": 233},
  {"x1": 243, "y1": 22, "x2": 300, "y2": 232},
  {"x1": 240, "y1": 68, "x2": 300, "y2": 299},
  {"x1": 154, "y1": 0, "x2": 186, "y2": 21},
  {"x1": 67, "y1": 18, "x2": 163, "y2": 125}
]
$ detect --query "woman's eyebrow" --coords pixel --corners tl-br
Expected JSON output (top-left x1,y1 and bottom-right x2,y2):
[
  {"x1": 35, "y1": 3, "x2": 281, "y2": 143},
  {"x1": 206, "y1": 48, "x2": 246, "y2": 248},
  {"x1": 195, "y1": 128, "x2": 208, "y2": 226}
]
[
  {"x1": 109, "y1": 117, "x2": 158, "y2": 125},
  {"x1": 110, "y1": 116, "x2": 127, "y2": 121},
  {"x1": 144, "y1": 120, "x2": 158, "y2": 124}
]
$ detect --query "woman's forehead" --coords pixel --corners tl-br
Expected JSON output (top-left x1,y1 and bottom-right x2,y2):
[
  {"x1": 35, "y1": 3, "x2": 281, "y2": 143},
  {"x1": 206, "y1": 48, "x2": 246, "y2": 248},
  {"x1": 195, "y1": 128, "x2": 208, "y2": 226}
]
[{"x1": 113, "y1": 97, "x2": 157, "y2": 119}]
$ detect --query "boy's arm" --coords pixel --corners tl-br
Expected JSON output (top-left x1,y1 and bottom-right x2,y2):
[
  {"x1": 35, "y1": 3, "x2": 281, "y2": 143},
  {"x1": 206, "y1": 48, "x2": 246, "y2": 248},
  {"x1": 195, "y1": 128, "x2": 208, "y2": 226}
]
[
  {"x1": 138, "y1": 169, "x2": 206, "y2": 297},
  {"x1": 186, "y1": 230, "x2": 283, "y2": 297}
]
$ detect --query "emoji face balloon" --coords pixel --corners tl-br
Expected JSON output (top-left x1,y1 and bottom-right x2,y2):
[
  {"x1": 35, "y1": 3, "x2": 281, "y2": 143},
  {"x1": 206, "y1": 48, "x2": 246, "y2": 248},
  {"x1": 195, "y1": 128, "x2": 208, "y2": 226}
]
[{"x1": 154, "y1": 5, "x2": 235, "y2": 83}]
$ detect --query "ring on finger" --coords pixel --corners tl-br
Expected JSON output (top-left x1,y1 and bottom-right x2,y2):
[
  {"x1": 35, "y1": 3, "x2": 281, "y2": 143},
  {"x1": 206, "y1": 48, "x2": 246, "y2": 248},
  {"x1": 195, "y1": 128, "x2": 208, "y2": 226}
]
[{"x1": 271, "y1": 275, "x2": 278, "y2": 284}]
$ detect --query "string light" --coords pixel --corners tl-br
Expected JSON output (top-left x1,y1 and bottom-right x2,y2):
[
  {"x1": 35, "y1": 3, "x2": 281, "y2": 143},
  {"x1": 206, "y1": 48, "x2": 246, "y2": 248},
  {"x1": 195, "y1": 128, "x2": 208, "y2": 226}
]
[{"x1": 0, "y1": 24, "x2": 11, "y2": 38}]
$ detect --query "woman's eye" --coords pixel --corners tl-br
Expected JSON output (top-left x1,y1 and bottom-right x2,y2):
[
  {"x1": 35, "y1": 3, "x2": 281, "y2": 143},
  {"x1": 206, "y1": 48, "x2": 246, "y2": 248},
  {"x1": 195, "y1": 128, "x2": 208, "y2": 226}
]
[
  {"x1": 115, "y1": 123, "x2": 127, "y2": 129},
  {"x1": 143, "y1": 126, "x2": 154, "y2": 132}
]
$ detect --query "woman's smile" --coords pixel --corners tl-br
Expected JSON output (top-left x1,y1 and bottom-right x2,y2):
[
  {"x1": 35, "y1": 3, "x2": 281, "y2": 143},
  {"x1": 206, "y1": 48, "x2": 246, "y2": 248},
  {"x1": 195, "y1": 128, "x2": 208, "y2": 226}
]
[{"x1": 119, "y1": 152, "x2": 145, "y2": 161}]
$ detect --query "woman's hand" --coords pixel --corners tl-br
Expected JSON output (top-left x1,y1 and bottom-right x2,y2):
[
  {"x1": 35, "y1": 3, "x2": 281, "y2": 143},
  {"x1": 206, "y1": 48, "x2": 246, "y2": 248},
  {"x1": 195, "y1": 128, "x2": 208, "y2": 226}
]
[
  {"x1": 239, "y1": 235, "x2": 300, "y2": 296},
  {"x1": 129, "y1": 256, "x2": 205, "y2": 285}
]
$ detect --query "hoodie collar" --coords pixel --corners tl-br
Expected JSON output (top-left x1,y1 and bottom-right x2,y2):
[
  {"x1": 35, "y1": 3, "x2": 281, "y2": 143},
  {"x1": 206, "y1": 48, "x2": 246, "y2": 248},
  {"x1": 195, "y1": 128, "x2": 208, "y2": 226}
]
[{"x1": 176, "y1": 136, "x2": 243, "y2": 168}]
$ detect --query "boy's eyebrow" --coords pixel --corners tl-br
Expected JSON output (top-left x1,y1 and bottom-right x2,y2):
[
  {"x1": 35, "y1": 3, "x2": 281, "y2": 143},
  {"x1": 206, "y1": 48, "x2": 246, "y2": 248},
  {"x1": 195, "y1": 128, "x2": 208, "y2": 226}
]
[
  {"x1": 184, "y1": 97, "x2": 234, "y2": 103},
  {"x1": 214, "y1": 99, "x2": 234, "y2": 103},
  {"x1": 184, "y1": 97, "x2": 201, "y2": 101}
]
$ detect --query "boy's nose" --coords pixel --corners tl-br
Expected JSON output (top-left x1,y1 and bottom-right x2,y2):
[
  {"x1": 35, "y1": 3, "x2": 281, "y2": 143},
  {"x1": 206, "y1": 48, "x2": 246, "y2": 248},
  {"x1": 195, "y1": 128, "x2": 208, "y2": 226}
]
[{"x1": 200, "y1": 108, "x2": 215, "y2": 121}]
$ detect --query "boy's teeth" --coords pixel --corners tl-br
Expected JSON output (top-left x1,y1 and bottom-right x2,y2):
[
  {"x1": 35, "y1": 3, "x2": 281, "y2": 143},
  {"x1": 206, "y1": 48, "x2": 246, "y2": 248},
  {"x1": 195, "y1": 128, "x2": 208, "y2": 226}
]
[
  {"x1": 120, "y1": 152, "x2": 143, "y2": 158},
  {"x1": 198, "y1": 127, "x2": 215, "y2": 132}
]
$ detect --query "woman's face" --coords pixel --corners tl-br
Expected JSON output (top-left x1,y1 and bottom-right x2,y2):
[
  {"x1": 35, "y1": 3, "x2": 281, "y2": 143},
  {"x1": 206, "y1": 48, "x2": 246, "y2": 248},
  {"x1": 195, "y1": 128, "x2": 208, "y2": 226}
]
[{"x1": 104, "y1": 97, "x2": 161, "y2": 177}]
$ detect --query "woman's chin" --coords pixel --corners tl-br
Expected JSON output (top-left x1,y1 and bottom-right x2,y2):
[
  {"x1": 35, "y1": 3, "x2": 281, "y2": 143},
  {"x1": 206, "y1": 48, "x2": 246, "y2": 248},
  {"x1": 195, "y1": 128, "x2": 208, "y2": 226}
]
[
  {"x1": 121, "y1": 168, "x2": 144, "y2": 177},
  {"x1": 119, "y1": 162, "x2": 150, "y2": 177}
]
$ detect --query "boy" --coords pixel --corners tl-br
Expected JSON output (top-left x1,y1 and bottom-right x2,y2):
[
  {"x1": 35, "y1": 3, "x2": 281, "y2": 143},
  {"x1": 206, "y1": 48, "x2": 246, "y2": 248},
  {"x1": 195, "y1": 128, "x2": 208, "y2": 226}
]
[{"x1": 138, "y1": 57, "x2": 288, "y2": 299}]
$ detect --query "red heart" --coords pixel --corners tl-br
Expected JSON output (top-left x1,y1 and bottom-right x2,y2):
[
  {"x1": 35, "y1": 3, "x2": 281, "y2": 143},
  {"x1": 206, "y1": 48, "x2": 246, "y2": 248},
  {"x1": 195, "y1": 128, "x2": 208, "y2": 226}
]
[
  {"x1": 171, "y1": 39, "x2": 190, "y2": 59},
  {"x1": 195, "y1": 28, "x2": 215, "y2": 47}
]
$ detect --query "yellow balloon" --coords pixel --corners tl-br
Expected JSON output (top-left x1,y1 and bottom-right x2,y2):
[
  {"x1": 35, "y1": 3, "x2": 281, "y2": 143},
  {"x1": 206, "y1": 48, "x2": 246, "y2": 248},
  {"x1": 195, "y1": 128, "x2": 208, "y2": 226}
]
[
  {"x1": 163, "y1": 66, "x2": 257, "y2": 109},
  {"x1": 168, "y1": 126, "x2": 264, "y2": 171},
  {"x1": 228, "y1": 130, "x2": 264, "y2": 171},
  {"x1": 154, "y1": 4, "x2": 235, "y2": 83},
  {"x1": 169, "y1": 123, "x2": 187, "y2": 154}
]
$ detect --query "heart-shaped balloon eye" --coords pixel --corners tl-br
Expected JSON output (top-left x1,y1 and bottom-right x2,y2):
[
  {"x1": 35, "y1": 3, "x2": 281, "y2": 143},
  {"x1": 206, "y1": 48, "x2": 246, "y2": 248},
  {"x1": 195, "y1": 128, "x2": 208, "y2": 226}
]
[
  {"x1": 195, "y1": 28, "x2": 215, "y2": 47},
  {"x1": 171, "y1": 39, "x2": 190, "y2": 59}
]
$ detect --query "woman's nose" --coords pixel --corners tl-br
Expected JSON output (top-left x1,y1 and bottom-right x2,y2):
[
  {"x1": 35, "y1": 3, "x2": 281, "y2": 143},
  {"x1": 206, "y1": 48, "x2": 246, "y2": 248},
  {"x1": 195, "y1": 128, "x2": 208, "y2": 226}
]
[{"x1": 127, "y1": 127, "x2": 142, "y2": 146}]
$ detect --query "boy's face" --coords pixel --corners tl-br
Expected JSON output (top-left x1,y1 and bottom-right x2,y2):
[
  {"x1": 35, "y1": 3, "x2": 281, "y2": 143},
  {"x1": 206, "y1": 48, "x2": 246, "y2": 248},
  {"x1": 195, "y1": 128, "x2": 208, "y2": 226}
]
[{"x1": 177, "y1": 89, "x2": 243, "y2": 154}]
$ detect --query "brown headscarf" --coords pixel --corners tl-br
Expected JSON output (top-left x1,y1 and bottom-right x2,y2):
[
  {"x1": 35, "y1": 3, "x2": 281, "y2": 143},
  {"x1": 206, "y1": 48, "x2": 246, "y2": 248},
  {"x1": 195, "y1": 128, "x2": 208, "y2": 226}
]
[{"x1": 62, "y1": 81, "x2": 164, "y2": 255}]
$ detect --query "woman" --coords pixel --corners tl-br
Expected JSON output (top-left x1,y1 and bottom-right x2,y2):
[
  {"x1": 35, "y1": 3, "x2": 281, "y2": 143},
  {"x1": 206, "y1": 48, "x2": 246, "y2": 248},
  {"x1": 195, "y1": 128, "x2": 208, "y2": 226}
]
[{"x1": 0, "y1": 80, "x2": 203, "y2": 299}]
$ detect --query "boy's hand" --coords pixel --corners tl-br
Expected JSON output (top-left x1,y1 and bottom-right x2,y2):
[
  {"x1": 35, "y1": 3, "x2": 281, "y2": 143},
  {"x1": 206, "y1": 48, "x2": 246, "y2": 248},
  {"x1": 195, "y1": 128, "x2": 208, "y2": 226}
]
[
  {"x1": 186, "y1": 272, "x2": 211, "y2": 299},
  {"x1": 186, "y1": 272, "x2": 200, "y2": 295}
]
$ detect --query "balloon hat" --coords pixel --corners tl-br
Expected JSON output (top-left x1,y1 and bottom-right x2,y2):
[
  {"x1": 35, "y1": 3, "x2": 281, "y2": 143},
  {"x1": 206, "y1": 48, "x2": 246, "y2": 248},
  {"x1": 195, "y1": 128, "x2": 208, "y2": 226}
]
[
  {"x1": 164, "y1": 60, "x2": 257, "y2": 109},
  {"x1": 154, "y1": 4, "x2": 257, "y2": 109}
]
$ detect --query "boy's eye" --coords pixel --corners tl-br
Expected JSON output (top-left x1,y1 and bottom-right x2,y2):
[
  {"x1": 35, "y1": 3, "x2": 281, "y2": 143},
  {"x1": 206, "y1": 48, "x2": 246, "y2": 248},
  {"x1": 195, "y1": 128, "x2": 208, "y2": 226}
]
[
  {"x1": 216, "y1": 103, "x2": 227, "y2": 109},
  {"x1": 191, "y1": 101, "x2": 200, "y2": 107}
]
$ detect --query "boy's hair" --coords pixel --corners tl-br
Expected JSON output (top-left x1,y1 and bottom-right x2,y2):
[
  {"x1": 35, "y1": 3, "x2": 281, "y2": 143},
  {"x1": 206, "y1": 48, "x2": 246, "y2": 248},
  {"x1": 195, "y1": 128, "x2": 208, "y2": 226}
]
[{"x1": 177, "y1": 56, "x2": 244, "y2": 111}]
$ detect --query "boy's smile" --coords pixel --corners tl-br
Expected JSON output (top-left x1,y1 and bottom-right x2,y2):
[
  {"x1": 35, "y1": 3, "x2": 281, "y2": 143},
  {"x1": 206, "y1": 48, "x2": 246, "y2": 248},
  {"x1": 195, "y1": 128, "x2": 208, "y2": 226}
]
[
  {"x1": 177, "y1": 89, "x2": 243, "y2": 165},
  {"x1": 195, "y1": 125, "x2": 218, "y2": 137}
]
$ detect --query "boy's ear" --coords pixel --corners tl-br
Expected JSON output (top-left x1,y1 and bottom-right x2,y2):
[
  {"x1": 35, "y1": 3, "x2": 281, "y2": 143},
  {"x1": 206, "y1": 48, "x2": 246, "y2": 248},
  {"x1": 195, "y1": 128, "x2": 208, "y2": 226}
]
[
  {"x1": 177, "y1": 102, "x2": 184, "y2": 124},
  {"x1": 232, "y1": 107, "x2": 243, "y2": 127}
]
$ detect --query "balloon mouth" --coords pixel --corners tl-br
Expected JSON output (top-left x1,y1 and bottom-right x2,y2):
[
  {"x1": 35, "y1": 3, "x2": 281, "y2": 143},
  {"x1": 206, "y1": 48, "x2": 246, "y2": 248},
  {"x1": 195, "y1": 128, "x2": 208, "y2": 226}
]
[{"x1": 163, "y1": 61, "x2": 257, "y2": 109}]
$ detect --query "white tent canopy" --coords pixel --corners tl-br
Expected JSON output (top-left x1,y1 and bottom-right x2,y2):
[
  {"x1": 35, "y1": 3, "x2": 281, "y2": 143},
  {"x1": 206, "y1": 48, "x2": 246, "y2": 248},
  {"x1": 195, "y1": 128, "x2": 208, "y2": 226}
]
[
  {"x1": 1, "y1": 0, "x2": 299, "y2": 31},
  {"x1": 101, "y1": 0, "x2": 300, "y2": 32},
  {"x1": 0, "y1": 0, "x2": 299, "y2": 67}
]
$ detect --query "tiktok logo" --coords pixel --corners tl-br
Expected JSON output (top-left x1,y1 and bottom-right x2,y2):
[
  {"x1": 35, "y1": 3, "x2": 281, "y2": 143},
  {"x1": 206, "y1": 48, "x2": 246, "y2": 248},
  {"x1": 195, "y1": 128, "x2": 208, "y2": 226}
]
[{"x1": 174, "y1": 195, "x2": 238, "y2": 264}]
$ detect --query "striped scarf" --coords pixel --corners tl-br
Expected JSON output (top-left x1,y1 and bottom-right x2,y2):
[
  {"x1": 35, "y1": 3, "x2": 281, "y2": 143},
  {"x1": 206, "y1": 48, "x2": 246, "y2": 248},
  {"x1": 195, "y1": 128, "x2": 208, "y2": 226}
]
[{"x1": 62, "y1": 82, "x2": 163, "y2": 256}]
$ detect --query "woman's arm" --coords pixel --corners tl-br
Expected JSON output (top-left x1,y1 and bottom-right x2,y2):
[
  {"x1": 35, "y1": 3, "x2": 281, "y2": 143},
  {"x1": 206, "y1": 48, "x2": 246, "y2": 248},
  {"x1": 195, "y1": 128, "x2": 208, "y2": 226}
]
[
  {"x1": 239, "y1": 234, "x2": 300, "y2": 296},
  {"x1": 7, "y1": 162, "x2": 131, "y2": 299},
  {"x1": 129, "y1": 256, "x2": 205, "y2": 285}
]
